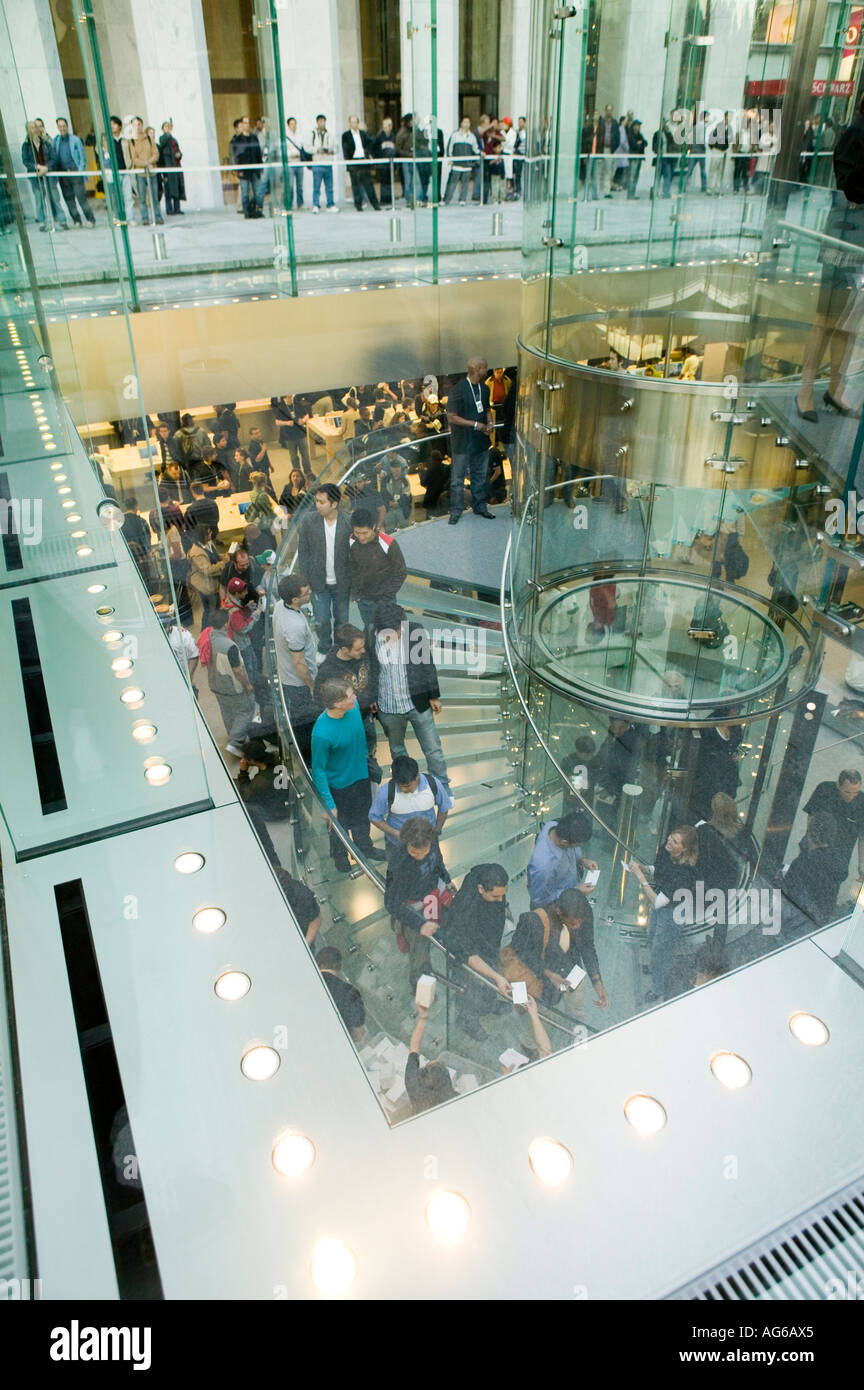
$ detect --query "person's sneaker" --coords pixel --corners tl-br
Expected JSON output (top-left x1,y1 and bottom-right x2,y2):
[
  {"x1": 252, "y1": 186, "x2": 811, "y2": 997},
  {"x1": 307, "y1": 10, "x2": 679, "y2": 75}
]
[
  {"x1": 225, "y1": 743, "x2": 245, "y2": 757},
  {"x1": 478, "y1": 510, "x2": 495, "y2": 519},
  {"x1": 141, "y1": 219, "x2": 151, "y2": 226},
  {"x1": 312, "y1": 205, "x2": 319, "y2": 215},
  {"x1": 365, "y1": 846, "x2": 387, "y2": 862},
  {"x1": 327, "y1": 204, "x2": 340, "y2": 213},
  {"x1": 395, "y1": 930, "x2": 409, "y2": 954},
  {"x1": 448, "y1": 514, "x2": 460, "y2": 525}
]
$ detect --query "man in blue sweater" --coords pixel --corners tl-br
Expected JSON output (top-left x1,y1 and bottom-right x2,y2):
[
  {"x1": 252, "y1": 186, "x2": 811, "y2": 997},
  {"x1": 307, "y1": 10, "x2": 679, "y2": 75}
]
[{"x1": 311, "y1": 676, "x2": 386, "y2": 871}]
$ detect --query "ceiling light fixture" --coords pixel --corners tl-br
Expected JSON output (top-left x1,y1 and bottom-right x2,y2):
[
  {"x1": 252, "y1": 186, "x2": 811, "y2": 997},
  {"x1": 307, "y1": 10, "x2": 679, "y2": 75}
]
[
  {"x1": 174, "y1": 852, "x2": 204, "y2": 874},
  {"x1": 310, "y1": 1239, "x2": 356, "y2": 1296},
  {"x1": 193, "y1": 906, "x2": 225, "y2": 934},
  {"x1": 624, "y1": 1093, "x2": 667, "y2": 1135},
  {"x1": 425, "y1": 1190, "x2": 471, "y2": 1245},
  {"x1": 788, "y1": 1012, "x2": 829, "y2": 1046},
  {"x1": 272, "y1": 1131, "x2": 316, "y2": 1176},
  {"x1": 214, "y1": 970, "x2": 251, "y2": 1002},
  {"x1": 709, "y1": 1051, "x2": 752, "y2": 1089},
  {"x1": 241, "y1": 1044, "x2": 281, "y2": 1081},
  {"x1": 528, "y1": 1137, "x2": 574, "y2": 1187}
]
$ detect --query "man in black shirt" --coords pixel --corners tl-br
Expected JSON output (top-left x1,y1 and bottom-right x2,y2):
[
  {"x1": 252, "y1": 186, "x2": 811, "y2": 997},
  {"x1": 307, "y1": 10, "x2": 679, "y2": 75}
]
[
  {"x1": 445, "y1": 356, "x2": 495, "y2": 524},
  {"x1": 778, "y1": 812, "x2": 847, "y2": 938},
  {"x1": 160, "y1": 459, "x2": 192, "y2": 504},
  {"x1": 803, "y1": 769, "x2": 864, "y2": 894},
  {"x1": 316, "y1": 947, "x2": 366, "y2": 1041},
  {"x1": 153, "y1": 421, "x2": 174, "y2": 469},
  {"x1": 186, "y1": 482, "x2": 220, "y2": 535},
  {"x1": 437, "y1": 863, "x2": 512, "y2": 1040}
]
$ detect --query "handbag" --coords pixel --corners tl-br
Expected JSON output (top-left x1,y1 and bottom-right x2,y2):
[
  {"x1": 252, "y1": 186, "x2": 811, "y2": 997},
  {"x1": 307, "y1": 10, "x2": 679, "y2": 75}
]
[
  {"x1": 300, "y1": 148, "x2": 313, "y2": 163},
  {"x1": 500, "y1": 908, "x2": 551, "y2": 1001}
]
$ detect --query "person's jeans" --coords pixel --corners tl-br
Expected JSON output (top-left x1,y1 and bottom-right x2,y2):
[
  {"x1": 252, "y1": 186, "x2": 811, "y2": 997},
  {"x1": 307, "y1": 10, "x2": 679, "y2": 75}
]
[
  {"x1": 377, "y1": 705, "x2": 450, "y2": 788},
  {"x1": 134, "y1": 171, "x2": 162, "y2": 223},
  {"x1": 312, "y1": 164, "x2": 335, "y2": 208},
  {"x1": 289, "y1": 164, "x2": 305, "y2": 207},
  {"x1": 514, "y1": 158, "x2": 524, "y2": 197},
  {"x1": 214, "y1": 688, "x2": 255, "y2": 746},
  {"x1": 356, "y1": 598, "x2": 379, "y2": 630},
  {"x1": 733, "y1": 158, "x2": 750, "y2": 194},
  {"x1": 648, "y1": 902, "x2": 680, "y2": 999},
  {"x1": 627, "y1": 160, "x2": 642, "y2": 199},
  {"x1": 280, "y1": 431, "x2": 310, "y2": 471},
  {"x1": 414, "y1": 161, "x2": 431, "y2": 205},
  {"x1": 312, "y1": 585, "x2": 350, "y2": 653},
  {"x1": 449, "y1": 450, "x2": 490, "y2": 515},
  {"x1": 58, "y1": 174, "x2": 95, "y2": 224},
  {"x1": 444, "y1": 168, "x2": 471, "y2": 202},
  {"x1": 401, "y1": 161, "x2": 413, "y2": 204},
  {"x1": 240, "y1": 172, "x2": 264, "y2": 215},
  {"x1": 659, "y1": 157, "x2": 675, "y2": 197},
  {"x1": 687, "y1": 154, "x2": 707, "y2": 191}
]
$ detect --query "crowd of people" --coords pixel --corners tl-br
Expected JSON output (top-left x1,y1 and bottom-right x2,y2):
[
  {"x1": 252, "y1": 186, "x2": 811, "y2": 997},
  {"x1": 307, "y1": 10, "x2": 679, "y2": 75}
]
[
  {"x1": 24, "y1": 100, "x2": 842, "y2": 232},
  {"x1": 104, "y1": 346, "x2": 856, "y2": 1114}
]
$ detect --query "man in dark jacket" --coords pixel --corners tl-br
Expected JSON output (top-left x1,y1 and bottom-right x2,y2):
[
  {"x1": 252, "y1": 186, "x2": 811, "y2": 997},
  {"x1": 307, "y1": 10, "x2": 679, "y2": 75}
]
[
  {"x1": 368, "y1": 600, "x2": 450, "y2": 789},
  {"x1": 384, "y1": 817, "x2": 456, "y2": 988},
  {"x1": 341, "y1": 116, "x2": 381, "y2": 210},
  {"x1": 348, "y1": 506, "x2": 407, "y2": 627},
  {"x1": 437, "y1": 863, "x2": 512, "y2": 1041},
  {"x1": 229, "y1": 115, "x2": 264, "y2": 218},
  {"x1": 777, "y1": 811, "x2": 847, "y2": 938},
  {"x1": 298, "y1": 483, "x2": 352, "y2": 653},
  {"x1": 372, "y1": 117, "x2": 397, "y2": 206}
]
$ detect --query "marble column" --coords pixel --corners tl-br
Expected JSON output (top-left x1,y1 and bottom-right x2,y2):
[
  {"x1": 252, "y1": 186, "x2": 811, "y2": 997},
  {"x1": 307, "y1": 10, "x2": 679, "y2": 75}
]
[
  {"x1": 93, "y1": 0, "x2": 222, "y2": 209},
  {"x1": 275, "y1": 0, "x2": 344, "y2": 147},
  {"x1": 400, "y1": 0, "x2": 459, "y2": 142},
  {"x1": 0, "y1": 0, "x2": 67, "y2": 171},
  {"x1": 499, "y1": 0, "x2": 531, "y2": 120},
  {"x1": 701, "y1": 1, "x2": 758, "y2": 119},
  {"x1": 594, "y1": 0, "x2": 671, "y2": 142}
]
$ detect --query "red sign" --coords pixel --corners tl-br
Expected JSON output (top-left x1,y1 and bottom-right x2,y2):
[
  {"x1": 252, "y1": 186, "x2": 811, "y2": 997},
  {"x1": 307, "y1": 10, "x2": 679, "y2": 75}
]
[{"x1": 746, "y1": 78, "x2": 854, "y2": 97}]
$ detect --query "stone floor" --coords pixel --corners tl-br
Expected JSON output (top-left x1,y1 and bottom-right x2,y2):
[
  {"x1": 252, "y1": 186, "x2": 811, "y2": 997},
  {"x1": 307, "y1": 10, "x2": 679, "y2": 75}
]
[{"x1": 20, "y1": 180, "x2": 777, "y2": 314}]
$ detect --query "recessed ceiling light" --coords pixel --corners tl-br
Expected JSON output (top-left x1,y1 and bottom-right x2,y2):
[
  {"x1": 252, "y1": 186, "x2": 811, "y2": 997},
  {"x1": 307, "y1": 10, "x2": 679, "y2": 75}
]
[
  {"x1": 174, "y1": 852, "x2": 204, "y2": 874},
  {"x1": 62, "y1": 500, "x2": 75, "y2": 508},
  {"x1": 311, "y1": 1238, "x2": 356, "y2": 1296},
  {"x1": 71, "y1": 530, "x2": 87, "y2": 539},
  {"x1": 87, "y1": 583, "x2": 106, "y2": 594},
  {"x1": 111, "y1": 657, "x2": 134, "y2": 674},
  {"x1": 709, "y1": 1051, "x2": 752, "y2": 1089},
  {"x1": 131, "y1": 720, "x2": 157, "y2": 743},
  {"x1": 120, "y1": 687, "x2": 144, "y2": 706},
  {"x1": 76, "y1": 546, "x2": 93, "y2": 556},
  {"x1": 789, "y1": 1012, "x2": 829, "y2": 1046},
  {"x1": 425, "y1": 1190, "x2": 470, "y2": 1245},
  {"x1": 528, "y1": 1137, "x2": 573, "y2": 1187},
  {"x1": 215, "y1": 970, "x2": 251, "y2": 1002},
  {"x1": 102, "y1": 630, "x2": 123, "y2": 643},
  {"x1": 272, "y1": 1131, "x2": 316, "y2": 1176},
  {"x1": 241, "y1": 1044, "x2": 280, "y2": 1081},
  {"x1": 58, "y1": 486, "x2": 71, "y2": 494},
  {"x1": 624, "y1": 1094, "x2": 667, "y2": 1135},
  {"x1": 66, "y1": 514, "x2": 82, "y2": 523},
  {"x1": 193, "y1": 906, "x2": 225, "y2": 934},
  {"x1": 143, "y1": 759, "x2": 171, "y2": 786}
]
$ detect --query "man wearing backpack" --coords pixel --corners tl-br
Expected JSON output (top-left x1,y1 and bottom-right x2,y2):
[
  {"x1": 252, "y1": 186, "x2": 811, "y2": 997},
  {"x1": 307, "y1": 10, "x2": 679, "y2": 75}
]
[{"x1": 368, "y1": 754, "x2": 454, "y2": 857}]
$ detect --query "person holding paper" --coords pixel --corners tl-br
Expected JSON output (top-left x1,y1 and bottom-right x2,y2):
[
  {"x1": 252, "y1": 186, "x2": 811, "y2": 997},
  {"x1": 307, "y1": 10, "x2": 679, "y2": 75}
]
[
  {"x1": 629, "y1": 827, "x2": 699, "y2": 1003},
  {"x1": 405, "y1": 1006, "x2": 458, "y2": 1114},
  {"x1": 526, "y1": 813, "x2": 598, "y2": 910},
  {"x1": 504, "y1": 889, "x2": 609, "y2": 1011},
  {"x1": 437, "y1": 864, "x2": 512, "y2": 1042},
  {"x1": 384, "y1": 818, "x2": 457, "y2": 988}
]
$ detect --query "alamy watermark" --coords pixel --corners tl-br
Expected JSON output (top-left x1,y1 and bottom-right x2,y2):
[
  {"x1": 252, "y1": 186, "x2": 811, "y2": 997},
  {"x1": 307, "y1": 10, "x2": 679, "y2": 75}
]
[
  {"x1": 672, "y1": 884, "x2": 782, "y2": 936},
  {"x1": 668, "y1": 107, "x2": 782, "y2": 153},
  {"x1": 0, "y1": 497, "x2": 42, "y2": 545},
  {"x1": 824, "y1": 493, "x2": 864, "y2": 537},
  {"x1": 378, "y1": 621, "x2": 488, "y2": 673}
]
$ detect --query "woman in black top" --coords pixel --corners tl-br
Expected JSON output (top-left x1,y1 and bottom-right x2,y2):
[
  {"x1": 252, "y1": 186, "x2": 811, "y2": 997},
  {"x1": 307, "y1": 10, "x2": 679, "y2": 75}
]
[
  {"x1": 631, "y1": 826, "x2": 699, "y2": 1003},
  {"x1": 509, "y1": 889, "x2": 609, "y2": 1009},
  {"x1": 278, "y1": 469, "x2": 307, "y2": 514}
]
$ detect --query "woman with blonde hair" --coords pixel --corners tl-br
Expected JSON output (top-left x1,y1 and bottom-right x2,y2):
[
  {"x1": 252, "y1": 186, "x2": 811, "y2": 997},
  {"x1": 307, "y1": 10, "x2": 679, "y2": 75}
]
[{"x1": 630, "y1": 826, "x2": 699, "y2": 1003}]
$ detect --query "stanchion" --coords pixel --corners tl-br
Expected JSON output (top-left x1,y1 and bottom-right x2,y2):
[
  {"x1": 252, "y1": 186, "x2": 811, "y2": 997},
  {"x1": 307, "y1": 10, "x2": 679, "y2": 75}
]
[
  {"x1": 613, "y1": 782, "x2": 643, "y2": 905},
  {"x1": 152, "y1": 230, "x2": 167, "y2": 260},
  {"x1": 594, "y1": 206, "x2": 604, "y2": 231},
  {"x1": 390, "y1": 217, "x2": 402, "y2": 243},
  {"x1": 492, "y1": 210, "x2": 503, "y2": 236}
]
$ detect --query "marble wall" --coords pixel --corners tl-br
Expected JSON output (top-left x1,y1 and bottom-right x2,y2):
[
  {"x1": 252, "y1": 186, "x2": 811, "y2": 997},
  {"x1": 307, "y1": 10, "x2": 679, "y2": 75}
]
[
  {"x1": 399, "y1": 0, "x2": 459, "y2": 139},
  {"x1": 1, "y1": 0, "x2": 68, "y2": 172}
]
